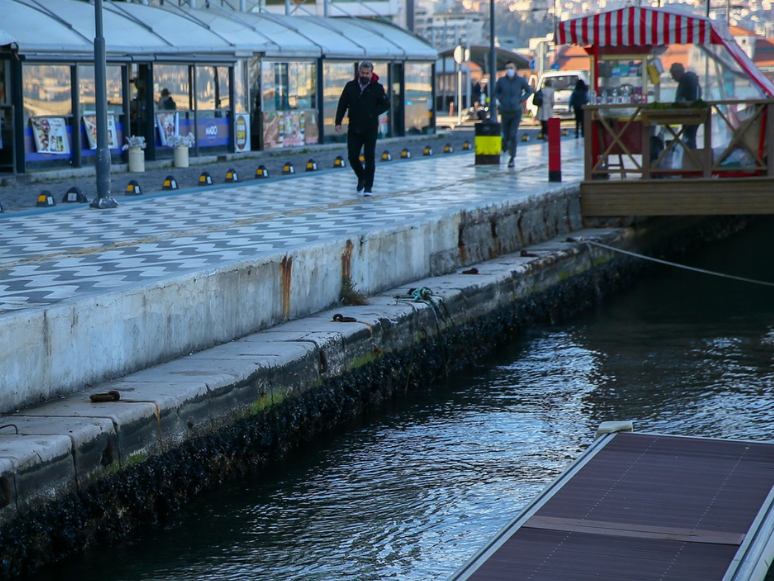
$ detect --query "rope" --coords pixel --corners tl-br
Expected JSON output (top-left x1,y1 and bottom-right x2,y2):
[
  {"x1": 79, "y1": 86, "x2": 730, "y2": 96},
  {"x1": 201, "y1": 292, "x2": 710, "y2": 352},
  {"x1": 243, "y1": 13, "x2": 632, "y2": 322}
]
[{"x1": 584, "y1": 240, "x2": 774, "y2": 288}]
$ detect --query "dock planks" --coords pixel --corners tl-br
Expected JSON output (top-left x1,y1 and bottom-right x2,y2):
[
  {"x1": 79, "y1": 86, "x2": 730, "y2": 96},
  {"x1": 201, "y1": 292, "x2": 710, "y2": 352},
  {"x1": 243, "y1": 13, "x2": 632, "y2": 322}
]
[
  {"x1": 450, "y1": 432, "x2": 774, "y2": 581},
  {"x1": 580, "y1": 177, "x2": 774, "y2": 216}
]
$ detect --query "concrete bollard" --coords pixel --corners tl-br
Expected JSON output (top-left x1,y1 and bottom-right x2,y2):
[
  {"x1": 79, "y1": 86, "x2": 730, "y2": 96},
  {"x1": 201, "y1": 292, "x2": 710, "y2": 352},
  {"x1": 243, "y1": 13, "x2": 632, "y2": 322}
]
[{"x1": 62, "y1": 187, "x2": 88, "y2": 204}]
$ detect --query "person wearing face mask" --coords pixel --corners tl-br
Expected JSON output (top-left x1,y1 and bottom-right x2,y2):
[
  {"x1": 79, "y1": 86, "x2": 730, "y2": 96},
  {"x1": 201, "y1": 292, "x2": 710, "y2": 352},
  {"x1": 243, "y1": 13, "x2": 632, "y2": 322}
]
[
  {"x1": 335, "y1": 61, "x2": 390, "y2": 196},
  {"x1": 494, "y1": 61, "x2": 534, "y2": 168}
]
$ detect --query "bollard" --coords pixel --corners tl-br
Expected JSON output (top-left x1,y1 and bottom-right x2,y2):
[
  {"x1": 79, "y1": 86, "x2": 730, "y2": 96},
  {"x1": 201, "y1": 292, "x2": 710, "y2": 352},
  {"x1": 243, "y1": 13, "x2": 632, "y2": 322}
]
[
  {"x1": 255, "y1": 165, "x2": 269, "y2": 178},
  {"x1": 199, "y1": 172, "x2": 213, "y2": 186},
  {"x1": 381, "y1": 151, "x2": 391, "y2": 161},
  {"x1": 548, "y1": 117, "x2": 561, "y2": 182},
  {"x1": 443, "y1": 144, "x2": 454, "y2": 153},
  {"x1": 283, "y1": 162, "x2": 295, "y2": 175},
  {"x1": 462, "y1": 140, "x2": 472, "y2": 150},
  {"x1": 225, "y1": 168, "x2": 239, "y2": 182},
  {"x1": 162, "y1": 175, "x2": 178, "y2": 190},
  {"x1": 305, "y1": 159, "x2": 318, "y2": 172},
  {"x1": 359, "y1": 154, "x2": 365, "y2": 163},
  {"x1": 62, "y1": 186, "x2": 88, "y2": 204},
  {"x1": 37, "y1": 190, "x2": 56, "y2": 207},
  {"x1": 333, "y1": 156, "x2": 346, "y2": 168},
  {"x1": 522, "y1": 134, "x2": 530, "y2": 142},
  {"x1": 401, "y1": 149, "x2": 411, "y2": 159},
  {"x1": 474, "y1": 121, "x2": 501, "y2": 165},
  {"x1": 125, "y1": 180, "x2": 142, "y2": 196},
  {"x1": 423, "y1": 146, "x2": 433, "y2": 156}
]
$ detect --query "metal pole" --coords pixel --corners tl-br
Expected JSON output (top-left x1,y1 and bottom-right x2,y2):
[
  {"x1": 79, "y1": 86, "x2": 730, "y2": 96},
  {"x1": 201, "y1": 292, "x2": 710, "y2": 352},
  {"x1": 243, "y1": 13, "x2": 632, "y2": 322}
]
[
  {"x1": 90, "y1": 0, "x2": 117, "y2": 210},
  {"x1": 489, "y1": 0, "x2": 497, "y2": 122}
]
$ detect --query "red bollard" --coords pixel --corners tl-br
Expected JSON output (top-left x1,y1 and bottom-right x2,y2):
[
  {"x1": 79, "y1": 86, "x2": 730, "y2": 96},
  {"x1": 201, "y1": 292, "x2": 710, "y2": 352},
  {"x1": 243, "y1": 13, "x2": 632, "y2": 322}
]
[{"x1": 548, "y1": 117, "x2": 561, "y2": 182}]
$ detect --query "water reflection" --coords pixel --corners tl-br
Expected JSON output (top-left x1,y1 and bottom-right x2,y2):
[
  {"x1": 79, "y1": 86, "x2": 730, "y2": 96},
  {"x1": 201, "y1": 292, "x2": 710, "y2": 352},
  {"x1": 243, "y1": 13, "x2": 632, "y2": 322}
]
[{"x1": 35, "y1": 219, "x2": 774, "y2": 581}]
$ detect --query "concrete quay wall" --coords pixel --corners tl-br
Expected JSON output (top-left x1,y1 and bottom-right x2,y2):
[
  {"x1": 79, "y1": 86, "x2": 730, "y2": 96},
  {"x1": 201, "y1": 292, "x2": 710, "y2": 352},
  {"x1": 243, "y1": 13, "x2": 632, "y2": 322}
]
[
  {"x1": 0, "y1": 213, "x2": 752, "y2": 578},
  {"x1": 0, "y1": 187, "x2": 582, "y2": 415}
]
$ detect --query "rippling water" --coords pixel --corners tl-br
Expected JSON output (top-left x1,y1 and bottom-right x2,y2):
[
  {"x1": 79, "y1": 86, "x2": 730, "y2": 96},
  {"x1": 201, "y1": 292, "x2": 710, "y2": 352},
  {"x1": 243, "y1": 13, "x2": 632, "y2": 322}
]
[{"x1": 38, "y1": 218, "x2": 774, "y2": 581}]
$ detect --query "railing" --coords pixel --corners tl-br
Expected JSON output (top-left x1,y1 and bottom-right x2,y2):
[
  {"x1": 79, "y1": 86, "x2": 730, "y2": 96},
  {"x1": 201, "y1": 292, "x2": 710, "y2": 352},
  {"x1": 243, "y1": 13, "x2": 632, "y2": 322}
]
[{"x1": 583, "y1": 99, "x2": 774, "y2": 181}]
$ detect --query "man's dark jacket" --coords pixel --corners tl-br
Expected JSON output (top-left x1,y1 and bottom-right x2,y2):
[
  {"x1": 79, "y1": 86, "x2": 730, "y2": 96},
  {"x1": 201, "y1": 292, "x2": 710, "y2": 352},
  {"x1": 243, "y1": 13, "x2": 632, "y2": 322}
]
[{"x1": 335, "y1": 73, "x2": 390, "y2": 132}]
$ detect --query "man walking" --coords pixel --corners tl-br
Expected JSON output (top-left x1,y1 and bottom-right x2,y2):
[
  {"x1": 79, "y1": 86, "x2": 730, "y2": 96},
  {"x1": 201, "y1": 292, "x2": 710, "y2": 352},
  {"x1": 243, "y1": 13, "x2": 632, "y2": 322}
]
[
  {"x1": 669, "y1": 62, "x2": 702, "y2": 149},
  {"x1": 335, "y1": 61, "x2": 390, "y2": 196},
  {"x1": 494, "y1": 61, "x2": 533, "y2": 168}
]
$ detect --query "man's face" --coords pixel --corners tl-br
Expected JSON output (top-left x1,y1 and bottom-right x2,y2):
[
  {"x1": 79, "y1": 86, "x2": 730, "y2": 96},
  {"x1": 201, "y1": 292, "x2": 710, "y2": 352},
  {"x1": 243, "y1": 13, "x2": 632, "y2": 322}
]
[
  {"x1": 670, "y1": 68, "x2": 683, "y2": 81},
  {"x1": 359, "y1": 67, "x2": 373, "y2": 82},
  {"x1": 505, "y1": 64, "x2": 515, "y2": 74}
]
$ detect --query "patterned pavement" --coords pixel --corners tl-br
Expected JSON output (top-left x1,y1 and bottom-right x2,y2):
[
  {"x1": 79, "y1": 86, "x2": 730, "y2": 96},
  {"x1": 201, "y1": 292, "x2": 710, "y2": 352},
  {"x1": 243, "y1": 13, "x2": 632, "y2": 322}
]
[{"x1": 0, "y1": 140, "x2": 584, "y2": 315}]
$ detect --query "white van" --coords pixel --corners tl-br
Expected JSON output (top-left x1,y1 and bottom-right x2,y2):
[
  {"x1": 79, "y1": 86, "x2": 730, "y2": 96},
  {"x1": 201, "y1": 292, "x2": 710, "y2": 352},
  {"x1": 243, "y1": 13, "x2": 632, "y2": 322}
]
[{"x1": 525, "y1": 70, "x2": 590, "y2": 122}]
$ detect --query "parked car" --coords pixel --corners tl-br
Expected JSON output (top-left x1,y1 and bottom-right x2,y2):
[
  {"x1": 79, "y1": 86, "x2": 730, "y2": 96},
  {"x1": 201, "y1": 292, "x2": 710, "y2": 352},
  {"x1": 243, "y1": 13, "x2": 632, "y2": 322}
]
[{"x1": 525, "y1": 70, "x2": 590, "y2": 122}]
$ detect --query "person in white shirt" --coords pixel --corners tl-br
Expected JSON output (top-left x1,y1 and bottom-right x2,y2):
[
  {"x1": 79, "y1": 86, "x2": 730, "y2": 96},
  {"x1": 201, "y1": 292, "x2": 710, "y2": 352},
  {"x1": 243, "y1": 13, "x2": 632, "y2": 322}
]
[{"x1": 535, "y1": 79, "x2": 555, "y2": 140}]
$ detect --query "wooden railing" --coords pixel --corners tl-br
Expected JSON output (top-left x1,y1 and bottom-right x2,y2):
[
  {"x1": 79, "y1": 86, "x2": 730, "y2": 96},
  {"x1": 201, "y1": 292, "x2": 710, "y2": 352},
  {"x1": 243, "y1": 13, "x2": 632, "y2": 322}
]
[{"x1": 583, "y1": 99, "x2": 774, "y2": 181}]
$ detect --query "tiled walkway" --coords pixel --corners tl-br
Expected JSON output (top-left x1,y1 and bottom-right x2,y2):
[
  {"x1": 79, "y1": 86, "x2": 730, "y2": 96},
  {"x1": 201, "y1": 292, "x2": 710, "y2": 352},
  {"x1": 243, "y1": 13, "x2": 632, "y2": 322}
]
[{"x1": 0, "y1": 140, "x2": 584, "y2": 315}]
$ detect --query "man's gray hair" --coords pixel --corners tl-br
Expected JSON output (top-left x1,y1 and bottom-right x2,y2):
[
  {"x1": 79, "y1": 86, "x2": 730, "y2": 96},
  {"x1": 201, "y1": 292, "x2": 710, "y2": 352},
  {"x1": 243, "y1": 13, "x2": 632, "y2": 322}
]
[{"x1": 360, "y1": 61, "x2": 374, "y2": 70}]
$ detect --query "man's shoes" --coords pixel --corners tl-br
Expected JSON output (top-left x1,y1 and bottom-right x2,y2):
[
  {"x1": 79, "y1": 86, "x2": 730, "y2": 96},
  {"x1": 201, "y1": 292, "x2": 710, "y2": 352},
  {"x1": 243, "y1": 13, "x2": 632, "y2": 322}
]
[
  {"x1": 507, "y1": 157, "x2": 515, "y2": 168},
  {"x1": 357, "y1": 179, "x2": 364, "y2": 193},
  {"x1": 363, "y1": 190, "x2": 373, "y2": 197}
]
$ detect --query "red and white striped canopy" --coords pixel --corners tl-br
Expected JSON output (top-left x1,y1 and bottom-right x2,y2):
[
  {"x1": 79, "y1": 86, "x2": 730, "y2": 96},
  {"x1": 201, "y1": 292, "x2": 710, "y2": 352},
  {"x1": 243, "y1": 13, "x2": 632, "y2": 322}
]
[
  {"x1": 556, "y1": 7, "x2": 719, "y2": 47},
  {"x1": 556, "y1": 6, "x2": 774, "y2": 96}
]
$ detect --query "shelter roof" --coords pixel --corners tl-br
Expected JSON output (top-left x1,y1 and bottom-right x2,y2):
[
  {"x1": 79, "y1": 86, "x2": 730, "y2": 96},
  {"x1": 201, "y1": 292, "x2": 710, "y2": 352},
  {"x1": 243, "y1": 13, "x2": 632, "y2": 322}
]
[
  {"x1": 437, "y1": 45, "x2": 530, "y2": 72},
  {"x1": 0, "y1": 0, "x2": 435, "y2": 62}
]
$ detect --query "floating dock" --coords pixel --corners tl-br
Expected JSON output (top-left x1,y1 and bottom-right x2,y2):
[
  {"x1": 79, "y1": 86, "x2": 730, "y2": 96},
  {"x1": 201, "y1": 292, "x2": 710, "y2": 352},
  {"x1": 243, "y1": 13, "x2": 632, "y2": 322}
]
[{"x1": 450, "y1": 427, "x2": 774, "y2": 581}]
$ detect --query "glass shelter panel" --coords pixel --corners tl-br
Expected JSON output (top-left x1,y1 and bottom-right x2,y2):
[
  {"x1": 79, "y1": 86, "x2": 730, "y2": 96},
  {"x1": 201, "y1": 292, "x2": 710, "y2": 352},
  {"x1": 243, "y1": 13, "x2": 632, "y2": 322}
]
[
  {"x1": 405, "y1": 62, "x2": 432, "y2": 134},
  {"x1": 78, "y1": 64, "x2": 124, "y2": 159},
  {"x1": 23, "y1": 64, "x2": 72, "y2": 118},
  {"x1": 323, "y1": 61, "x2": 354, "y2": 142},
  {"x1": 154, "y1": 64, "x2": 190, "y2": 111},
  {"x1": 195, "y1": 66, "x2": 230, "y2": 111},
  {"x1": 261, "y1": 60, "x2": 318, "y2": 149}
]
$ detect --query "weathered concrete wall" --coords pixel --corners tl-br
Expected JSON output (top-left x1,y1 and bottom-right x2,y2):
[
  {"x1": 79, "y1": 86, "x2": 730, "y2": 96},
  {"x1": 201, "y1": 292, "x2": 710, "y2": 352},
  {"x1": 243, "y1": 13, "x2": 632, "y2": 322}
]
[
  {"x1": 0, "y1": 187, "x2": 582, "y2": 414},
  {"x1": 0, "y1": 214, "x2": 755, "y2": 579}
]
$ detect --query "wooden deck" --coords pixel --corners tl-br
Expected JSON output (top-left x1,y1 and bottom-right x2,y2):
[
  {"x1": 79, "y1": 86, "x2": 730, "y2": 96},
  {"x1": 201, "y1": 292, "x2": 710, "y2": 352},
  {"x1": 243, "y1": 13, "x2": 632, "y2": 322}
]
[
  {"x1": 449, "y1": 431, "x2": 774, "y2": 581},
  {"x1": 581, "y1": 177, "x2": 774, "y2": 216}
]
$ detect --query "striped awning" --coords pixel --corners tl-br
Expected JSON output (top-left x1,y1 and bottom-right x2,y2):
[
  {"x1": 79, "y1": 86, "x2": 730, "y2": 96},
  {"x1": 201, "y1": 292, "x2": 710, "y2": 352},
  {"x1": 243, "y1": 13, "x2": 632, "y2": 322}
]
[
  {"x1": 556, "y1": 7, "x2": 718, "y2": 47},
  {"x1": 556, "y1": 6, "x2": 774, "y2": 96}
]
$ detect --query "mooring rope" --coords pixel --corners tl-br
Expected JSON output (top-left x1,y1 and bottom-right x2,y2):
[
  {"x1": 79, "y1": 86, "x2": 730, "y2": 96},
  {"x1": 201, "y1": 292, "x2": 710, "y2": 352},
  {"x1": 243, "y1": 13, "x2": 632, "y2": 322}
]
[{"x1": 584, "y1": 240, "x2": 774, "y2": 288}]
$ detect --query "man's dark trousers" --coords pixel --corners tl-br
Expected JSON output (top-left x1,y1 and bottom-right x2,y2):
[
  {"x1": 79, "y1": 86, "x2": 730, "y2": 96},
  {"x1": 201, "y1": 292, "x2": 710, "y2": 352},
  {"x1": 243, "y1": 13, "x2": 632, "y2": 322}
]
[
  {"x1": 501, "y1": 110, "x2": 522, "y2": 158},
  {"x1": 348, "y1": 127, "x2": 378, "y2": 190}
]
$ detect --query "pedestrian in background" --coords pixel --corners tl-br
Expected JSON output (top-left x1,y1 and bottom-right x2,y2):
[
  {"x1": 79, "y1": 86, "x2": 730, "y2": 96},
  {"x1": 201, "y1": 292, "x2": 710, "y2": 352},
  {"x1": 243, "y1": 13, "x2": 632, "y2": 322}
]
[
  {"x1": 335, "y1": 61, "x2": 390, "y2": 196},
  {"x1": 494, "y1": 61, "x2": 534, "y2": 168},
  {"x1": 569, "y1": 79, "x2": 589, "y2": 138},
  {"x1": 669, "y1": 62, "x2": 702, "y2": 149},
  {"x1": 536, "y1": 79, "x2": 555, "y2": 140}
]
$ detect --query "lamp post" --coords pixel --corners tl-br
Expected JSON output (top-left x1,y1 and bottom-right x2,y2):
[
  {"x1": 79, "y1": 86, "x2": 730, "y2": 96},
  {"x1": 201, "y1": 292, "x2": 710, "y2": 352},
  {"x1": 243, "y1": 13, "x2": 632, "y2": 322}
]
[
  {"x1": 489, "y1": 0, "x2": 497, "y2": 122},
  {"x1": 90, "y1": 0, "x2": 117, "y2": 209}
]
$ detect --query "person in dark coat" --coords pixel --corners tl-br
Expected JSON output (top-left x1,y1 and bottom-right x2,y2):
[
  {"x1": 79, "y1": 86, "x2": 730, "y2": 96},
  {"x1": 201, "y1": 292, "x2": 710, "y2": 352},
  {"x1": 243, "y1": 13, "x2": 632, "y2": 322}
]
[
  {"x1": 335, "y1": 61, "x2": 390, "y2": 196},
  {"x1": 569, "y1": 79, "x2": 589, "y2": 138},
  {"x1": 494, "y1": 61, "x2": 533, "y2": 167},
  {"x1": 669, "y1": 62, "x2": 702, "y2": 149}
]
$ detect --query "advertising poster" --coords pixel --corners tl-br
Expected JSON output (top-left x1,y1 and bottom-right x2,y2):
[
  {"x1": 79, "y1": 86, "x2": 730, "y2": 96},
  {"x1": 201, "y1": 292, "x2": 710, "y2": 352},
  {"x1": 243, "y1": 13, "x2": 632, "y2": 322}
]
[
  {"x1": 262, "y1": 110, "x2": 318, "y2": 149},
  {"x1": 83, "y1": 114, "x2": 118, "y2": 149},
  {"x1": 156, "y1": 112, "x2": 179, "y2": 146},
  {"x1": 234, "y1": 113, "x2": 250, "y2": 153},
  {"x1": 31, "y1": 117, "x2": 70, "y2": 154}
]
